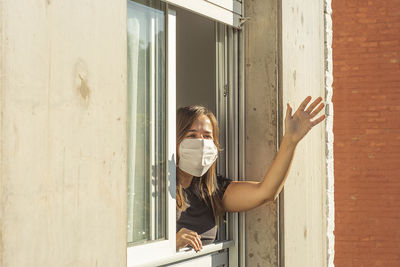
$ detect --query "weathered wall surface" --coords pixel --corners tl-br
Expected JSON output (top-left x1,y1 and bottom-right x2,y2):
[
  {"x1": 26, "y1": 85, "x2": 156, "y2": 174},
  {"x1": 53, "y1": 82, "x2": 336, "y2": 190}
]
[
  {"x1": 281, "y1": 0, "x2": 328, "y2": 266},
  {"x1": 332, "y1": 0, "x2": 400, "y2": 266},
  {"x1": 244, "y1": 0, "x2": 279, "y2": 266},
  {"x1": 0, "y1": 1, "x2": 127, "y2": 266}
]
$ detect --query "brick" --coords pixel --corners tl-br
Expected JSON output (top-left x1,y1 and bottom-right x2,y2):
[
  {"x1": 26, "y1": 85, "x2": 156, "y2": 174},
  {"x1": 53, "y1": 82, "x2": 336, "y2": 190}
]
[{"x1": 333, "y1": 0, "x2": 400, "y2": 265}]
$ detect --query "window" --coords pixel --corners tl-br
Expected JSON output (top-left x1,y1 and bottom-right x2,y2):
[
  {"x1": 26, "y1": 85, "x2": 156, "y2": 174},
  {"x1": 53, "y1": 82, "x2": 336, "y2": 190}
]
[
  {"x1": 127, "y1": 0, "x2": 167, "y2": 245},
  {"x1": 127, "y1": 2, "x2": 177, "y2": 265},
  {"x1": 127, "y1": 1, "x2": 244, "y2": 266}
]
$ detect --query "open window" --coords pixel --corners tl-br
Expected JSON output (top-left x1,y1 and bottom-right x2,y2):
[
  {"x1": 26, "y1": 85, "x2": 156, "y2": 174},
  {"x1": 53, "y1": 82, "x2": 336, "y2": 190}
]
[{"x1": 127, "y1": 1, "x2": 244, "y2": 266}]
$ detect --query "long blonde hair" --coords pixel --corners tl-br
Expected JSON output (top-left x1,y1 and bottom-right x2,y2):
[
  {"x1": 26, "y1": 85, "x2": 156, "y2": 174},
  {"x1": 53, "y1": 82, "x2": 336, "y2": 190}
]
[{"x1": 176, "y1": 105, "x2": 224, "y2": 219}]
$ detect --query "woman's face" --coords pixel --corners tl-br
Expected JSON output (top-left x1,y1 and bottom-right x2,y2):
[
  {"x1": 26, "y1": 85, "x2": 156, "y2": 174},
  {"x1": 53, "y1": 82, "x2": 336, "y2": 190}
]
[
  {"x1": 183, "y1": 115, "x2": 214, "y2": 140},
  {"x1": 177, "y1": 115, "x2": 214, "y2": 161}
]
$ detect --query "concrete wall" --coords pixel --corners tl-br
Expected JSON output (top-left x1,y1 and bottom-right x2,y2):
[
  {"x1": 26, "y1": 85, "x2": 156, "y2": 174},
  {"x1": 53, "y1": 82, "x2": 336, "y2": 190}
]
[
  {"x1": 0, "y1": 1, "x2": 127, "y2": 266},
  {"x1": 245, "y1": 0, "x2": 329, "y2": 266},
  {"x1": 244, "y1": 0, "x2": 279, "y2": 266},
  {"x1": 281, "y1": 0, "x2": 328, "y2": 266}
]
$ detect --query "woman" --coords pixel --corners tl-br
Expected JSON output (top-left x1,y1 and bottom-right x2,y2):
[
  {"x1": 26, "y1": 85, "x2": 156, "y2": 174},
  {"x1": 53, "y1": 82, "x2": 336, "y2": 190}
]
[{"x1": 176, "y1": 96, "x2": 326, "y2": 251}]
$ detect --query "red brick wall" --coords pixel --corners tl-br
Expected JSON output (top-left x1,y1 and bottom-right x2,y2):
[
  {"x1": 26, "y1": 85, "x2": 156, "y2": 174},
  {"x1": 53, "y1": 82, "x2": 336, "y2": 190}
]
[{"x1": 332, "y1": 0, "x2": 400, "y2": 266}]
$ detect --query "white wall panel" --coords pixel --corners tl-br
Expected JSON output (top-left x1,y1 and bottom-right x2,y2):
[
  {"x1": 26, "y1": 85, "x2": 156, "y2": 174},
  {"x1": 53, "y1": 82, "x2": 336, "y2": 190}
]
[
  {"x1": 281, "y1": 0, "x2": 328, "y2": 266},
  {"x1": 0, "y1": 1, "x2": 127, "y2": 266}
]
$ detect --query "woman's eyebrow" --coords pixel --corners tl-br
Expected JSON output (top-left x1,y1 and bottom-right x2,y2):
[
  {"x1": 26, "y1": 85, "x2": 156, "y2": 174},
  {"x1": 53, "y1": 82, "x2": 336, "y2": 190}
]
[{"x1": 187, "y1": 129, "x2": 212, "y2": 134}]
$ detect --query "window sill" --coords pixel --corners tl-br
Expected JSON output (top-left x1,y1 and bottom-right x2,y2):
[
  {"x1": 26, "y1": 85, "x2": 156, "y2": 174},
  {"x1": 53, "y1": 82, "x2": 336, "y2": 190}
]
[{"x1": 127, "y1": 240, "x2": 234, "y2": 267}]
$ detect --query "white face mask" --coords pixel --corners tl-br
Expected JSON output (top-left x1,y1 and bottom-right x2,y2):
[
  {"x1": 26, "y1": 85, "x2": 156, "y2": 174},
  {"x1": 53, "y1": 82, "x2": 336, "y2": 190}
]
[{"x1": 178, "y1": 138, "x2": 218, "y2": 177}]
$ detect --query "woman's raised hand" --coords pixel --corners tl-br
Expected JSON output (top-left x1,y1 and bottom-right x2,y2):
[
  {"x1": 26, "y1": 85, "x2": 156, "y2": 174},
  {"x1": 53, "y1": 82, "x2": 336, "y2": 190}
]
[
  {"x1": 285, "y1": 96, "x2": 326, "y2": 145},
  {"x1": 176, "y1": 227, "x2": 203, "y2": 252}
]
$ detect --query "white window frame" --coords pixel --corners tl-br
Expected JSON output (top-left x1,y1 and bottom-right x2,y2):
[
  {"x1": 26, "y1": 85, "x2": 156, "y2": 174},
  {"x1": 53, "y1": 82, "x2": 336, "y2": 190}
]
[
  {"x1": 164, "y1": 0, "x2": 242, "y2": 28},
  {"x1": 127, "y1": 2, "x2": 245, "y2": 266},
  {"x1": 127, "y1": 7, "x2": 177, "y2": 266}
]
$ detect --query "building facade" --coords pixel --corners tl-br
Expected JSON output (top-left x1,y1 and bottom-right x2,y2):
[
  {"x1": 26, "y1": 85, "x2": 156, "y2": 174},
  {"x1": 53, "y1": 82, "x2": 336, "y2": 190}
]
[{"x1": 0, "y1": 0, "x2": 333, "y2": 266}]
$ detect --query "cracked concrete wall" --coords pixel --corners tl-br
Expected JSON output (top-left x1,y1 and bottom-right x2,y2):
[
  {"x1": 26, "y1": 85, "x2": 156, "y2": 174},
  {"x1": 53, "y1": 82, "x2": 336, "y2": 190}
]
[
  {"x1": 245, "y1": 0, "x2": 328, "y2": 266},
  {"x1": 0, "y1": 1, "x2": 127, "y2": 266},
  {"x1": 244, "y1": 0, "x2": 279, "y2": 266}
]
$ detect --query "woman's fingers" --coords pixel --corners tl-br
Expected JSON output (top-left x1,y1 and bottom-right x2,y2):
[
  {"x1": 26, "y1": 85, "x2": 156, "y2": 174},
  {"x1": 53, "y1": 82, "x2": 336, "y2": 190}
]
[
  {"x1": 305, "y1": 97, "x2": 323, "y2": 114},
  {"x1": 177, "y1": 228, "x2": 202, "y2": 251},
  {"x1": 196, "y1": 233, "x2": 203, "y2": 250},
  {"x1": 186, "y1": 232, "x2": 201, "y2": 251},
  {"x1": 193, "y1": 232, "x2": 202, "y2": 250},
  {"x1": 311, "y1": 114, "x2": 326, "y2": 127},
  {"x1": 184, "y1": 237, "x2": 198, "y2": 252},
  {"x1": 310, "y1": 102, "x2": 325, "y2": 118},
  {"x1": 285, "y1": 103, "x2": 293, "y2": 120},
  {"x1": 298, "y1": 96, "x2": 312, "y2": 111},
  {"x1": 187, "y1": 236, "x2": 200, "y2": 251},
  {"x1": 180, "y1": 229, "x2": 202, "y2": 251}
]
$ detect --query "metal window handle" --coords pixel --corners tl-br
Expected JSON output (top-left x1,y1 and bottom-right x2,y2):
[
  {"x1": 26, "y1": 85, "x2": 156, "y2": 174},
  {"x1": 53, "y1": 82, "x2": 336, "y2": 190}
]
[
  {"x1": 224, "y1": 84, "x2": 229, "y2": 97},
  {"x1": 239, "y1": 17, "x2": 250, "y2": 29}
]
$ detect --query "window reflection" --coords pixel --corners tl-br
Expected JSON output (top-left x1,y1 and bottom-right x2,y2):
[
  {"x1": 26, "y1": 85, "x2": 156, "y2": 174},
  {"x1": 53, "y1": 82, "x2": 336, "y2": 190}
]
[{"x1": 127, "y1": 0, "x2": 166, "y2": 244}]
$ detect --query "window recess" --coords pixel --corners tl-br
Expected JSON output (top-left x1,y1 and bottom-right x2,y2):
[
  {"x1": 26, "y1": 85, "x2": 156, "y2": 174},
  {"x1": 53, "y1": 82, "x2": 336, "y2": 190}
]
[{"x1": 127, "y1": 1, "x2": 244, "y2": 266}]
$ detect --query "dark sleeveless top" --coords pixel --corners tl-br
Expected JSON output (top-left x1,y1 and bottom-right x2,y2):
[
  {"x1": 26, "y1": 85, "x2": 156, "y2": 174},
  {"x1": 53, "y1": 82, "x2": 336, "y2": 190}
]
[{"x1": 176, "y1": 175, "x2": 232, "y2": 245}]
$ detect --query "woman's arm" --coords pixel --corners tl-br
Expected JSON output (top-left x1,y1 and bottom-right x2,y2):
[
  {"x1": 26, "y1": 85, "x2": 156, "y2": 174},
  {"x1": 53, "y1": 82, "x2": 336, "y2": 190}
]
[
  {"x1": 221, "y1": 135, "x2": 296, "y2": 212},
  {"x1": 221, "y1": 96, "x2": 326, "y2": 212}
]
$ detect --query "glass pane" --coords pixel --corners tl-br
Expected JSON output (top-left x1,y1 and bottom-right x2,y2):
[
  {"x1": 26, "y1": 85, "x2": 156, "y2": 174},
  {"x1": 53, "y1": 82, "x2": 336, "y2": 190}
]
[{"x1": 127, "y1": 0, "x2": 166, "y2": 245}]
